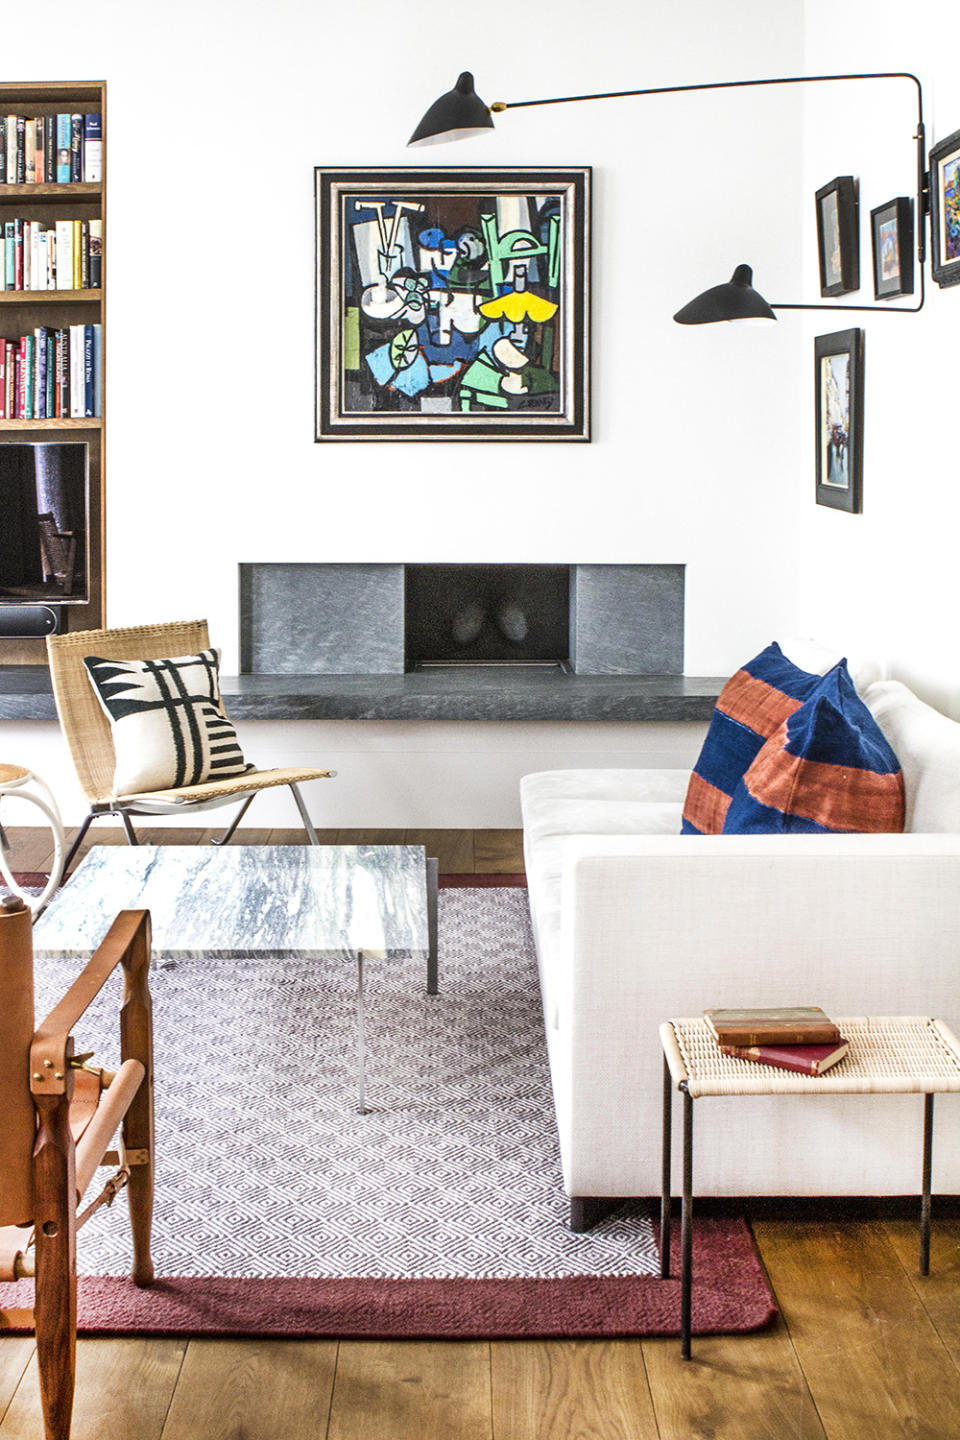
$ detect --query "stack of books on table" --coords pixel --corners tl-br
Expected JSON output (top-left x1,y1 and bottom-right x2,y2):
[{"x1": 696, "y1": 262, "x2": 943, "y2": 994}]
[{"x1": 703, "y1": 1007, "x2": 849, "y2": 1076}]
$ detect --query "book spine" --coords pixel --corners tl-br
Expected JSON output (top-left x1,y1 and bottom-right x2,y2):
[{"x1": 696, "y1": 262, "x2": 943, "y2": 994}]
[
  {"x1": 82, "y1": 113, "x2": 102, "y2": 183},
  {"x1": 3, "y1": 222, "x2": 12, "y2": 289},
  {"x1": 12, "y1": 343, "x2": 20, "y2": 419},
  {"x1": 70, "y1": 114, "x2": 83, "y2": 182},
  {"x1": 5, "y1": 341, "x2": 15, "y2": 419},
  {"x1": 56, "y1": 114, "x2": 71, "y2": 183},
  {"x1": 5, "y1": 117, "x2": 17, "y2": 185},
  {"x1": 56, "y1": 328, "x2": 68, "y2": 417},
  {"x1": 709, "y1": 1024, "x2": 841, "y2": 1046},
  {"x1": 15, "y1": 117, "x2": 25, "y2": 184},
  {"x1": 13, "y1": 218, "x2": 23, "y2": 290},
  {"x1": 24, "y1": 118, "x2": 36, "y2": 183},
  {"x1": 20, "y1": 335, "x2": 32, "y2": 419},
  {"x1": 35, "y1": 327, "x2": 47, "y2": 419},
  {"x1": 92, "y1": 323, "x2": 103, "y2": 417},
  {"x1": 0, "y1": 343, "x2": 5, "y2": 417},
  {"x1": 34, "y1": 117, "x2": 44, "y2": 184},
  {"x1": 45, "y1": 328, "x2": 56, "y2": 417},
  {"x1": 88, "y1": 218, "x2": 102, "y2": 288},
  {"x1": 83, "y1": 324, "x2": 95, "y2": 417},
  {"x1": 43, "y1": 115, "x2": 56, "y2": 182},
  {"x1": 80, "y1": 219, "x2": 89, "y2": 288},
  {"x1": 72, "y1": 219, "x2": 81, "y2": 287},
  {"x1": 55, "y1": 219, "x2": 73, "y2": 290},
  {"x1": 0, "y1": 114, "x2": 5, "y2": 184}
]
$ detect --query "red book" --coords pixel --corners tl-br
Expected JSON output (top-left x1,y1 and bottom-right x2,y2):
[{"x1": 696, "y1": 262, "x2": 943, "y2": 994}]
[{"x1": 720, "y1": 1038, "x2": 850, "y2": 1076}]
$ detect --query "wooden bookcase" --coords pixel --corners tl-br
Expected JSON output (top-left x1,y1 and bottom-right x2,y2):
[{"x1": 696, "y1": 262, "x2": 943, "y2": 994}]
[{"x1": 0, "y1": 80, "x2": 106, "y2": 664}]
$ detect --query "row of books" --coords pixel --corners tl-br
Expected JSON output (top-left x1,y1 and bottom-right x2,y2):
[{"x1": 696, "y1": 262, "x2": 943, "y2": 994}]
[
  {"x1": 0, "y1": 324, "x2": 102, "y2": 420},
  {"x1": 704, "y1": 1006, "x2": 849, "y2": 1075},
  {"x1": 0, "y1": 114, "x2": 101, "y2": 185},
  {"x1": 2, "y1": 218, "x2": 102, "y2": 292}
]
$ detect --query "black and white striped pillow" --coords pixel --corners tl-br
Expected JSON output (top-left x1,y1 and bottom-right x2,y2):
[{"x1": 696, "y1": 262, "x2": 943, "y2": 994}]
[{"x1": 83, "y1": 647, "x2": 251, "y2": 796}]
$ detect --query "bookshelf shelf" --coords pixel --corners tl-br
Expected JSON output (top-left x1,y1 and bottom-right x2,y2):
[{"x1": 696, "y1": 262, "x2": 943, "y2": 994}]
[
  {"x1": 0, "y1": 289, "x2": 102, "y2": 305},
  {"x1": 0, "y1": 79, "x2": 106, "y2": 663}
]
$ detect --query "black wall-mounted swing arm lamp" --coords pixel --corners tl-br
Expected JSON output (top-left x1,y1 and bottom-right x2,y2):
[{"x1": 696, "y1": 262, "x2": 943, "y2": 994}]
[{"x1": 408, "y1": 70, "x2": 928, "y2": 321}]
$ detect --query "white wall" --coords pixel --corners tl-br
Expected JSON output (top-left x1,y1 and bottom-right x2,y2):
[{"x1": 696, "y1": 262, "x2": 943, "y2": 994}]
[
  {"x1": 799, "y1": 1, "x2": 960, "y2": 717},
  {"x1": 7, "y1": 0, "x2": 871, "y2": 827}
]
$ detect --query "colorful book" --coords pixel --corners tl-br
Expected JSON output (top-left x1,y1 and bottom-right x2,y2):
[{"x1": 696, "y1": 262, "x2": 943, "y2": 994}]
[
  {"x1": 82, "y1": 323, "x2": 95, "y2": 417},
  {"x1": 43, "y1": 115, "x2": 56, "y2": 182},
  {"x1": 56, "y1": 114, "x2": 72, "y2": 182},
  {"x1": 704, "y1": 1006, "x2": 841, "y2": 1046},
  {"x1": 4, "y1": 117, "x2": 17, "y2": 184},
  {"x1": 14, "y1": 116, "x2": 25, "y2": 183},
  {"x1": 70, "y1": 114, "x2": 83, "y2": 182},
  {"x1": 55, "y1": 219, "x2": 73, "y2": 290},
  {"x1": 720, "y1": 1037, "x2": 850, "y2": 1075},
  {"x1": 24, "y1": 118, "x2": 36, "y2": 183},
  {"x1": 92, "y1": 323, "x2": 103, "y2": 417},
  {"x1": 82, "y1": 113, "x2": 102, "y2": 183}
]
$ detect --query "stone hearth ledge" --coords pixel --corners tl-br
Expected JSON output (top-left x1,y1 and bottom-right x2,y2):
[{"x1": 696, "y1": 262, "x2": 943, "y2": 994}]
[{"x1": 0, "y1": 667, "x2": 724, "y2": 723}]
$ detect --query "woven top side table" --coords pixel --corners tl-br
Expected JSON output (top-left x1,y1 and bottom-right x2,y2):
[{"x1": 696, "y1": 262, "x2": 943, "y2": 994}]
[{"x1": 659, "y1": 1016, "x2": 960, "y2": 1359}]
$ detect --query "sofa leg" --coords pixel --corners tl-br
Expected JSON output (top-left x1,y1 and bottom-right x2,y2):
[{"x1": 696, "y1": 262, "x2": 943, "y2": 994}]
[{"x1": 569, "y1": 1196, "x2": 624, "y2": 1232}]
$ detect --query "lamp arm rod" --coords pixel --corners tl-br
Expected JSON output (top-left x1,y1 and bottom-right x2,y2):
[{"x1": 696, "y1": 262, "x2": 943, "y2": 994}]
[
  {"x1": 772, "y1": 267, "x2": 926, "y2": 314},
  {"x1": 495, "y1": 70, "x2": 927, "y2": 266},
  {"x1": 495, "y1": 70, "x2": 922, "y2": 119}
]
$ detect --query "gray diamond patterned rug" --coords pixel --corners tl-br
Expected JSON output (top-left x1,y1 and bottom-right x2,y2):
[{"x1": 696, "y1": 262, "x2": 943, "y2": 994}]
[{"x1": 11, "y1": 885, "x2": 775, "y2": 1338}]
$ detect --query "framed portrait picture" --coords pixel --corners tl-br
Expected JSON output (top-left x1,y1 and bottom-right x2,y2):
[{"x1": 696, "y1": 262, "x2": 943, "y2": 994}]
[
  {"x1": 815, "y1": 329, "x2": 864, "y2": 513},
  {"x1": 929, "y1": 127, "x2": 960, "y2": 288},
  {"x1": 870, "y1": 197, "x2": 914, "y2": 300},
  {"x1": 815, "y1": 176, "x2": 859, "y2": 297},
  {"x1": 315, "y1": 167, "x2": 591, "y2": 440}
]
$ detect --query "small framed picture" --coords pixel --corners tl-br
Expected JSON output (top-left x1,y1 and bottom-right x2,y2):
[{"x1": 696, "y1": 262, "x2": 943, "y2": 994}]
[
  {"x1": 870, "y1": 197, "x2": 914, "y2": 299},
  {"x1": 815, "y1": 176, "x2": 859, "y2": 297},
  {"x1": 929, "y1": 126, "x2": 960, "y2": 289},
  {"x1": 815, "y1": 328, "x2": 864, "y2": 513}
]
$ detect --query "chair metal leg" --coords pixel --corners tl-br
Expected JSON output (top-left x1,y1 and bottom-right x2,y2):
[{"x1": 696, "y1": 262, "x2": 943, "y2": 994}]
[
  {"x1": 117, "y1": 809, "x2": 140, "y2": 845},
  {"x1": 661, "y1": 1052, "x2": 672, "y2": 1279},
  {"x1": 921, "y1": 1092, "x2": 934, "y2": 1276},
  {"x1": 62, "y1": 811, "x2": 96, "y2": 874},
  {"x1": 681, "y1": 1086, "x2": 694, "y2": 1360},
  {"x1": 210, "y1": 792, "x2": 257, "y2": 846},
  {"x1": 426, "y1": 856, "x2": 439, "y2": 995},
  {"x1": 289, "y1": 782, "x2": 320, "y2": 845}
]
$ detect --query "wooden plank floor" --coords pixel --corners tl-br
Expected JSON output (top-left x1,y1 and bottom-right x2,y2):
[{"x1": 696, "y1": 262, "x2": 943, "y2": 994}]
[{"x1": 2, "y1": 827, "x2": 959, "y2": 1439}]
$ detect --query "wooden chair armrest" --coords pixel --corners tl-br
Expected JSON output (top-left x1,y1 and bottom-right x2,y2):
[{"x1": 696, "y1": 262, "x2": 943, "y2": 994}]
[{"x1": 31, "y1": 910, "x2": 151, "y2": 1090}]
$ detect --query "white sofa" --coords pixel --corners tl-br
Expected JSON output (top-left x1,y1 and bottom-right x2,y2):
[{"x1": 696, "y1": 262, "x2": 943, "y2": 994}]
[{"x1": 520, "y1": 647, "x2": 960, "y2": 1223}]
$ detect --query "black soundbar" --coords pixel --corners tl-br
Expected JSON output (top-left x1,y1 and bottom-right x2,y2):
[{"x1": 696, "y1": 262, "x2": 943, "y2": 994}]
[{"x1": 0, "y1": 605, "x2": 62, "y2": 637}]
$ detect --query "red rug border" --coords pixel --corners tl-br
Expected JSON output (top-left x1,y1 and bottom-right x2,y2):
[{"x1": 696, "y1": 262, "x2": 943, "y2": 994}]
[{"x1": 1, "y1": 1218, "x2": 777, "y2": 1339}]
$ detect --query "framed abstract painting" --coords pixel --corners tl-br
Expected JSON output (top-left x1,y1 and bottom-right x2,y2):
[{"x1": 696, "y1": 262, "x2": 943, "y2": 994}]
[
  {"x1": 929, "y1": 127, "x2": 960, "y2": 289},
  {"x1": 315, "y1": 167, "x2": 591, "y2": 440},
  {"x1": 815, "y1": 328, "x2": 864, "y2": 514}
]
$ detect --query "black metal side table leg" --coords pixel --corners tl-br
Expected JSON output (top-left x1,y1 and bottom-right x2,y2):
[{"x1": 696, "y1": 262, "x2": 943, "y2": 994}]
[
  {"x1": 426, "y1": 856, "x2": 439, "y2": 996},
  {"x1": 921, "y1": 1092, "x2": 934, "y2": 1276},
  {"x1": 681, "y1": 1084, "x2": 694, "y2": 1360},
  {"x1": 661, "y1": 1052, "x2": 672, "y2": 1279}
]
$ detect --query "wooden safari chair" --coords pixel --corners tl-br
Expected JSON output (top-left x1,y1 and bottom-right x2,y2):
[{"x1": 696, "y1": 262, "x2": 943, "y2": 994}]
[{"x1": 0, "y1": 896, "x2": 155, "y2": 1440}]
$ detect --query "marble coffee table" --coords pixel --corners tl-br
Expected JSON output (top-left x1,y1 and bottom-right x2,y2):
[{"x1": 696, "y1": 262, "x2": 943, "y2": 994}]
[{"x1": 33, "y1": 844, "x2": 437, "y2": 1113}]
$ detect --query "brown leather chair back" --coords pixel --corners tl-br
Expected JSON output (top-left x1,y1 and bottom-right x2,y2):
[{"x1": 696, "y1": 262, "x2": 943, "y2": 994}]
[{"x1": 0, "y1": 897, "x2": 36, "y2": 1226}]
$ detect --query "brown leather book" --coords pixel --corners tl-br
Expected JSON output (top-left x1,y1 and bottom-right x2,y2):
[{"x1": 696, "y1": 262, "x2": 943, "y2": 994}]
[{"x1": 704, "y1": 1006, "x2": 841, "y2": 1046}]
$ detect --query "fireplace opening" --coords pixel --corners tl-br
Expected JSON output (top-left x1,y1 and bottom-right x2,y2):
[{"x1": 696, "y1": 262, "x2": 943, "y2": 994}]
[{"x1": 404, "y1": 564, "x2": 570, "y2": 670}]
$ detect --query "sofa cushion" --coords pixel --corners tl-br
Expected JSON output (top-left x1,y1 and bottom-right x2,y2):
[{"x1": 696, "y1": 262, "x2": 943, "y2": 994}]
[
  {"x1": 84, "y1": 647, "x2": 251, "y2": 796},
  {"x1": 865, "y1": 679, "x2": 960, "y2": 832},
  {"x1": 682, "y1": 642, "x2": 824, "y2": 834},
  {"x1": 723, "y1": 662, "x2": 905, "y2": 834}
]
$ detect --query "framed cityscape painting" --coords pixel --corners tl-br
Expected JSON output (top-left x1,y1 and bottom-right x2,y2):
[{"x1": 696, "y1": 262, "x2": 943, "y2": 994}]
[
  {"x1": 315, "y1": 167, "x2": 591, "y2": 440},
  {"x1": 815, "y1": 175, "x2": 859, "y2": 297},
  {"x1": 815, "y1": 328, "x2": 864, "y2": 513}
]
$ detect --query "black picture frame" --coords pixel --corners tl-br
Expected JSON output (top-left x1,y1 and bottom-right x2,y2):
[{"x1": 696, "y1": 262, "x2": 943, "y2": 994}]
[
  {"x1": 815, "y1": 328, "x2": 864, "y2": 513},
  {"x1": 315, "y1": 166, "x2": 591, "y2": 441},
  {"x1": 929, "y1": 126, "x2": 960, "y2": 289},
  {"x1": 870, "y1": 197, "x2": 914, "y2": 300},
  {"x1": 815, "y1": 176, "x2": 859, "y2": 297}
]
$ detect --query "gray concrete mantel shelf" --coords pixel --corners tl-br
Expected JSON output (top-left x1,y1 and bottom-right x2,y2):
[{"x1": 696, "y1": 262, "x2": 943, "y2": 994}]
[{"x1": 0, "y1": 666, "x2": 724, "y2": 723}]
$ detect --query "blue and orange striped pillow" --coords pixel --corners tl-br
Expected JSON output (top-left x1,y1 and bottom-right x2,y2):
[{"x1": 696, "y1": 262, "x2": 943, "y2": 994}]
[
  {"x1": 722, "y1": 661, "x2": 905, "y2": 834},
  {"x1": 682, "y1": 642, "x2": 825, "y2": 834}
]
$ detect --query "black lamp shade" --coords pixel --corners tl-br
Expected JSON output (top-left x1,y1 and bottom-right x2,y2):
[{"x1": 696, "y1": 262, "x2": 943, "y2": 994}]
[
  {"x1": 673, "y1": 264, "x2": 778, "y2": 324},
  {"x1": 408, "y1": 71, "x2": 495, "y2": 147}
]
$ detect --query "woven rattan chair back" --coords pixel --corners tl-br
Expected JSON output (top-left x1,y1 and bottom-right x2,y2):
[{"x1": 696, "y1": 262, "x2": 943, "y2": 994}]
[{"x1": 46, "y1": 619, "x2": 211, "y2": 806}]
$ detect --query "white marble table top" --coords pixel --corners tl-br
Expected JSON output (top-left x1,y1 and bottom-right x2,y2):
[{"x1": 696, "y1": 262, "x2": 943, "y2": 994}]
[{"x1": 32, "y1": 845, "x2": 431, "y2": 962}]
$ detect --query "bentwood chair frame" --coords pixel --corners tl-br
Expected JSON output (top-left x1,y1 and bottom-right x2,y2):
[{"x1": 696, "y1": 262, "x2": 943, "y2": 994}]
[
  {"x1": 0, "y1": 898, "x2": 155, "y2": 1440},
  {"x1": 47, "y1": 619, "x2": 334, "y2": 871}
]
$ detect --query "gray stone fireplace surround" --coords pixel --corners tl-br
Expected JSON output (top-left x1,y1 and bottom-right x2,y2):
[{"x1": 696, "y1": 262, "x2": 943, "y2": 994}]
[{"x1": 239, "y1": 562, "x2": 685, "y2": 677}]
